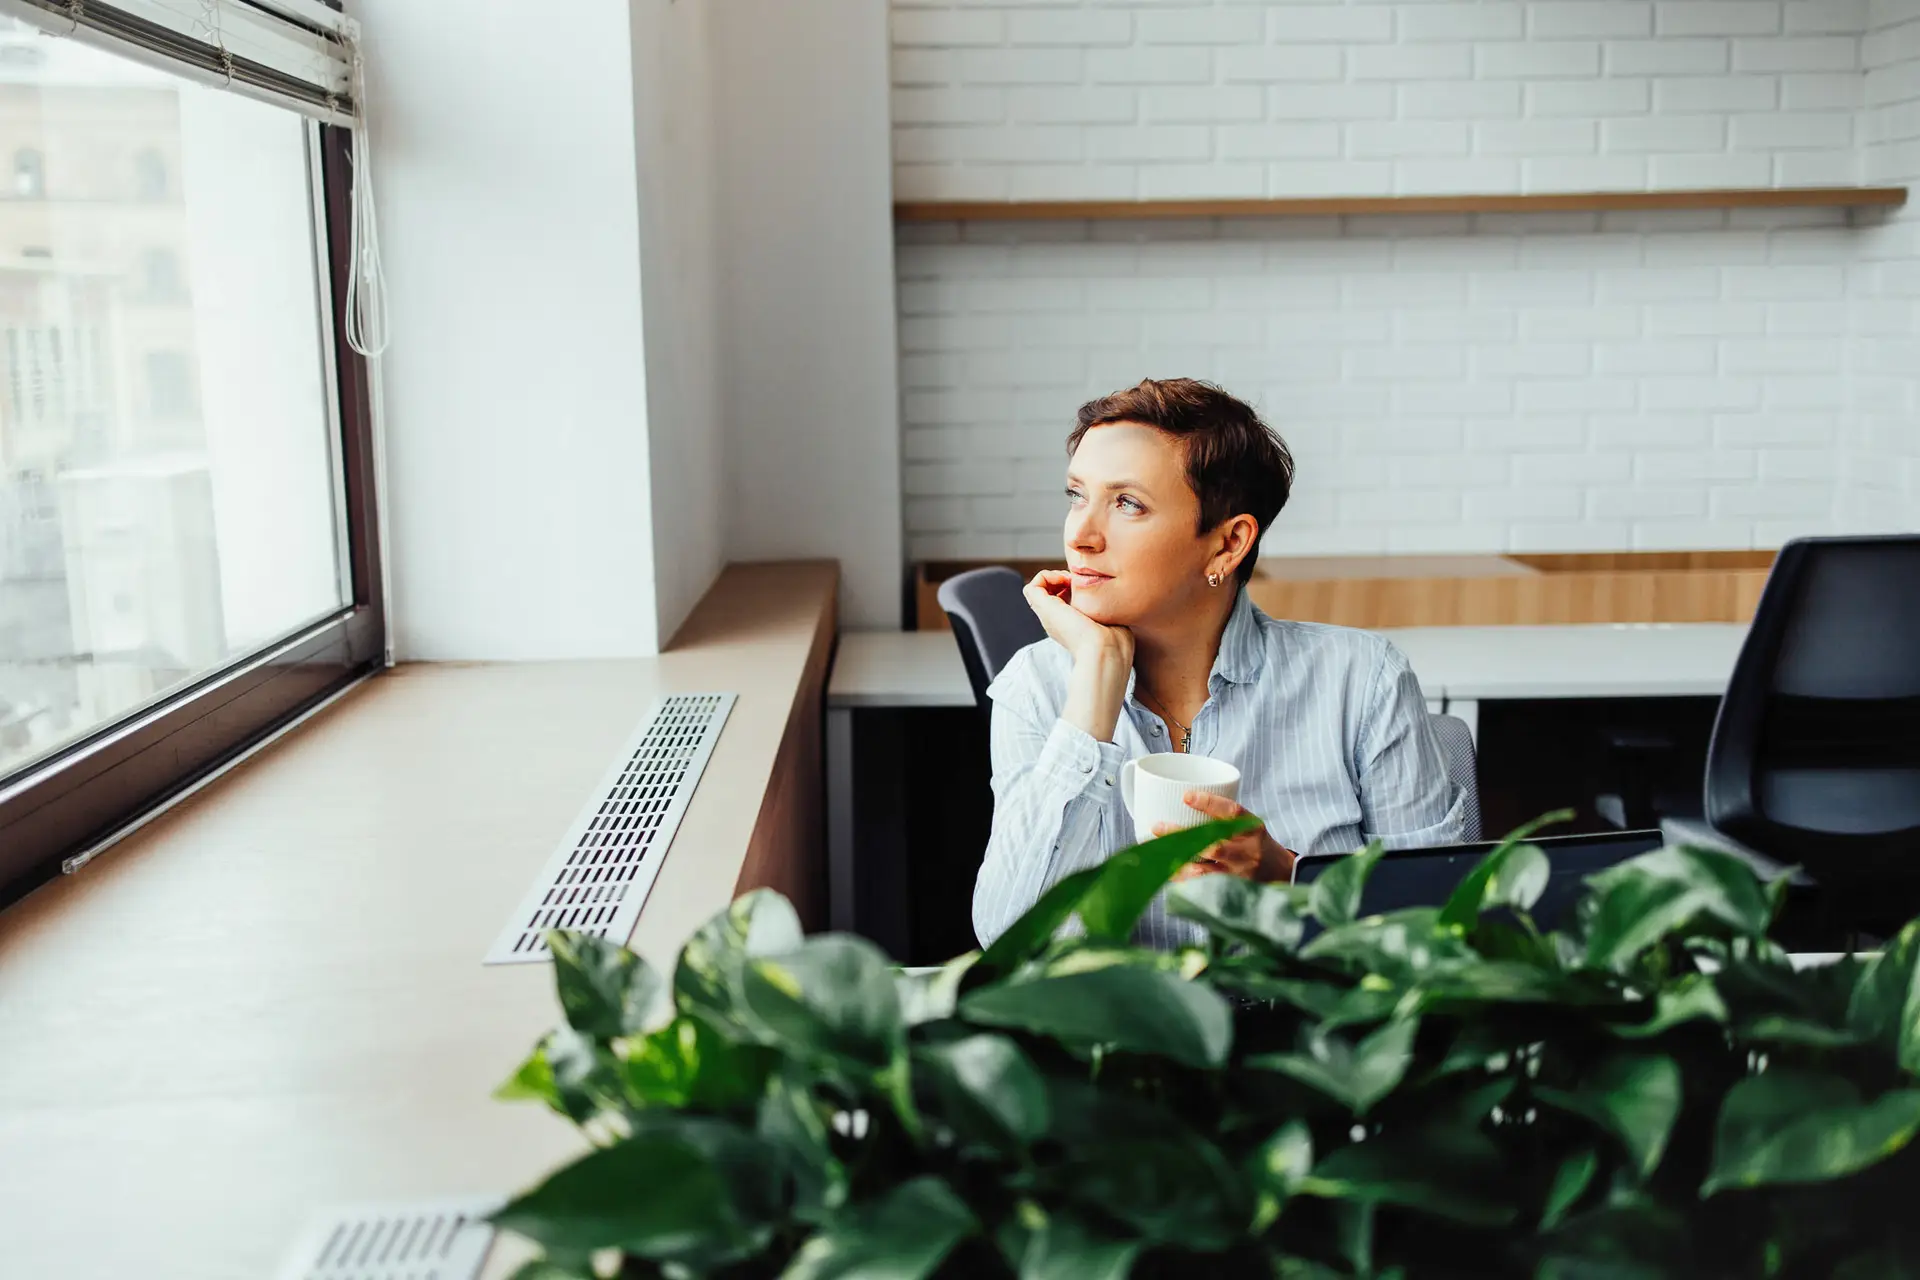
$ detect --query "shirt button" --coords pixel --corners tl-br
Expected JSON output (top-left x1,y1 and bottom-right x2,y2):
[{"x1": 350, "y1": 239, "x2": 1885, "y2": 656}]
[{"x1": 1149, "y1": 725, "x2": 1161, "y2": 736}]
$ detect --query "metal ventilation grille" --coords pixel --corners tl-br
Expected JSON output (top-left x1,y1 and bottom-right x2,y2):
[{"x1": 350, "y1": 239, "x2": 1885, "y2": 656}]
[
  {"x1": 274, "y1": 1198, "x2": 498, "y2": 1280},
  {"x1": 485, "y1": 692, "x2": 736, "y2": 965}
]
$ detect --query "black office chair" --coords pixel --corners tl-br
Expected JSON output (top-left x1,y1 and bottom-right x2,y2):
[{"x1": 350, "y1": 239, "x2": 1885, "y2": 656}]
[
  {"x1": 936, "y1": 567, "x2": 1045, "y2": 708},
  {"x1": 1692, "y1": 536, "x2": 1920, "y2": 919},
  {"x1": 936, "y1": 564, "x2": 1483, "y2": 841}
]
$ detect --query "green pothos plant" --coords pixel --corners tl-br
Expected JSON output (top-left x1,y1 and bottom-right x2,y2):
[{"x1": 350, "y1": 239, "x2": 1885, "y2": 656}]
[{"x1": 490, "y1": 813, "x2": 1920, "y2": 1279}]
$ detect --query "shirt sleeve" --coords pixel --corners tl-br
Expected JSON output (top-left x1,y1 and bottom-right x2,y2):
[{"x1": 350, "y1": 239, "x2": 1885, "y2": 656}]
[
  {"x1": 971, "y1": 650, "x2": 1129, "y2": 948},
  {"x1": 1355, "y1": 641, "x2": 1467, "y2": 849}
]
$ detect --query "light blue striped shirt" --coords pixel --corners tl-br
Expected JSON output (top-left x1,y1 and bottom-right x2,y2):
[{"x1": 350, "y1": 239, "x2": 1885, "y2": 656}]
[{"x1": 973, "y1": 588, "x2": 1467, "y2": 950}]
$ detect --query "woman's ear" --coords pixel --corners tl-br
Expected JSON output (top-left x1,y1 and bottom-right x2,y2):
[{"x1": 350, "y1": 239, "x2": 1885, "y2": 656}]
[{"x1": 1210, "y1": 514, "x2": 1260, "y2": 582}]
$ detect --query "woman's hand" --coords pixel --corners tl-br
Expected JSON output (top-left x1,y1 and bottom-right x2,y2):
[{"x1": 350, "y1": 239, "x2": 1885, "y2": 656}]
[
  {"x1": 1025, "y1": 570, "x2": 1134, "y2": 745},
  {"x1": 1022, "y1": 570, "x2": 1133, "y2": 667},
  {"x1": 1159, "y1": 792, "x2": 1296, "y2": 884}
]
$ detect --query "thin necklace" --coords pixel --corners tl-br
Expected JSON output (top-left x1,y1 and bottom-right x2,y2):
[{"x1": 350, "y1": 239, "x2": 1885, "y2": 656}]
[{"x1": 1138, "y1": 688, "x2": 1192, "y2": 752}]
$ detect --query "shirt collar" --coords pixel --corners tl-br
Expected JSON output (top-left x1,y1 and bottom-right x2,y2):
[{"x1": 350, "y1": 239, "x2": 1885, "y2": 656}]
[{"x1": 1210, "y1": 587, "x2": 1265, "y2": 687}]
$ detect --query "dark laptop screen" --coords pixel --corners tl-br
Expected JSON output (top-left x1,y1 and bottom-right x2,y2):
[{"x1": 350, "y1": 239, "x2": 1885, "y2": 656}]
[{"x1": 1290, "y1": 830, "x2": 1664, "y2": 933}]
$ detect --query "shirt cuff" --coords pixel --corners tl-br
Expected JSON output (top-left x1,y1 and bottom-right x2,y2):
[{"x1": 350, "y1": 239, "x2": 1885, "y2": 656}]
[
  {"x1": 1032, "y1": 718, "x2": 1129, "y2": 799},
  {"x1": 1370, "y1": 782, "x2": 1469, "y2": 850}
]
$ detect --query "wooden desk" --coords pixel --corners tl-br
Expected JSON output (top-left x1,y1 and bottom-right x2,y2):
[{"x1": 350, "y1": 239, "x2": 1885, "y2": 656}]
[{"x1": 0, "y1": 563, "x2": 836, "y2": 1280}]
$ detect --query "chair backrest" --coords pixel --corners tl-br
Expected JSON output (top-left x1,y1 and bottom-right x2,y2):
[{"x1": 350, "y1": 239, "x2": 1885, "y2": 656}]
[
  {"x1": 1705, "y1": 535, "x2": 1920, "y2": 884},
  {"x1": 1427, "y1": 712, "x2": 1482, "y2": 843},
  {"x1": 936, "y1": 567, "x2": 1046, "y2": 708}
]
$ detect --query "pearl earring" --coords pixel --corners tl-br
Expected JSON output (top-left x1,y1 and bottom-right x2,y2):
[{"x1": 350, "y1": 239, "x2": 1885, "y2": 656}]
[{"x1": 1207, "y1": 572, "x2": 1222, "y2": 587}]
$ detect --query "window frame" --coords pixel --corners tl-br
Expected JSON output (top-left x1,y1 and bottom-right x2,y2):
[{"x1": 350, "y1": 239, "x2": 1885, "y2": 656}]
[{"x1": 0, "y1": 121, "x2": 384, "y2": 907}]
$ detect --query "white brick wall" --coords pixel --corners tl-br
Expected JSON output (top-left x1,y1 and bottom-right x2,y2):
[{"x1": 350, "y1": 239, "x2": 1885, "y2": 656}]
[
  {"x1": 899, "y1": 209, "x2": 1871, "y2": 557},
  {"x1": 1854, "y1": 0, "x2": 1920, "y2": 531},
  {"x1": 889, "y1": 0, "x2": 1920, "y2": 558},
  {"x1": 891, "y1": 0, "x2": 1867, "y2": 199}
]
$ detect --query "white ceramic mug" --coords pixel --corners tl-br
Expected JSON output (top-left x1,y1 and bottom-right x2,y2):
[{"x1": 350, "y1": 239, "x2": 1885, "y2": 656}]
[{"x1": 1118, "y1": 753, "x2": 1242, "y2": 845}]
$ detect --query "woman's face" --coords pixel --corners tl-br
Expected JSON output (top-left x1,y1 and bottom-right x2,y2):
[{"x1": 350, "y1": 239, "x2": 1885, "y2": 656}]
[{"x1": 1062, "y1": 422, "x2": 1220, "y2": 628}]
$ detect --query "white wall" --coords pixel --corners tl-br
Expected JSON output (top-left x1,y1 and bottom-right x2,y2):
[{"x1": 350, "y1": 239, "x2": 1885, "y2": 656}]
[
  {"x1": 889, "y1": 0, "x2": 1914, "y2": 560},
  {"x1": 355, "y1": 0, "x2": 663, "y2": 660},
  {"x1": 1853, "y1": 0, "x2": 1920, "y2": 532},
  {"x1": 359, "y1": 0, "x2": 904, "y2": 654},
  {"x1": 712, "y1": 0, "x2": 905, "y2": 628},
  {"x1": 631, "y1": 0, "x2": 726, "y2": 645},
  {"x1": 893, "y1": 0, "x2": 1865, "y2": 201}
]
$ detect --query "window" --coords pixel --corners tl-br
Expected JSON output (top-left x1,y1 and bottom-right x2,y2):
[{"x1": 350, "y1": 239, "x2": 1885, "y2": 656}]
[
  {"x1": 0, "y1": 20, "x2": 381, "y2": 904},
  {"x1": 13, "y1": 147, "x2": 42, "y2": 198},
  {"x1": 133, "y1": 147, "x2": 167, "y2": 200},
  {"x1": 143, "y1": 350, "x2": 197, "y2": 418},
  {"x1": 139, "y1": 247, "x2": 187, "y2": 303}
]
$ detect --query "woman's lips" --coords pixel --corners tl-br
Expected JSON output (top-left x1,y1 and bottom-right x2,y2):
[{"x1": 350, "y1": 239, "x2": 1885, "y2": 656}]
[{"x1": 1069, "y1": 569, "x2": 1112, "y2": 589}]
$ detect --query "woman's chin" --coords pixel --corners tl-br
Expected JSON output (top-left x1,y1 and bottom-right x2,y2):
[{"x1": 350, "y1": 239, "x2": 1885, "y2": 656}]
[{"x1": 1073, "y1": 596, "x2": 1136, "y2": 628}]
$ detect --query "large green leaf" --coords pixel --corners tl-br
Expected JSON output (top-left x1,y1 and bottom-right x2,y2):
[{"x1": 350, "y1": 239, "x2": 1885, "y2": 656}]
[
  {"x1": 1541, "y1": 1148, "x2": 1598, "y2": 1230},
  {"x1": 1295, "y1": 1124, "x2": 1515, "y2": 1227},
  {"x1": 1248, "y1": 1018, "x2": 1420, "y2": 1116},
  {"x1": 1308, "y1": 839, "x2": 1389, "y2": 929},
  {"x1": 1848, "y1": 918, "x2": 1920, "y2": 1072},
  {"x1": 674, "y1": 890, "x2": 804, "y2": 1033},
  {"x1": 1076, "y1": 817, "x2": 1262, "y2": 942},
  {"x1": 1246, "y1": 1121, "x2": 1313, "y2": 1232},
  {"x1": 979, "y1": 866, "x2": 1103, "y2": 971},
  {"x1": 1213, "y1": 970, "x2": 1371, "y2": 1021},
  {"x1": 916, "y1": 1033, "x2": 1050, "y2": 1151},
  {"x1": 1704, "y1": 1071, "x2": 1920, "y2": 1195},
  {"x1": 780, "y1": 1176, "x2": 977, "y2": 1280},
  {"x1": 546, "y1": 930, "x2": 661, "y2": 1038},
  {"x1": 898, "y1": 952, "x2": 978, "y2": 1026},
  {"x1": 1581, "y1": 845, "x2": 1772, "y2": 972},
  {"x1": 1412, "y1": 958, "x2": 1606, "y2": 1011},
  {"x1": 1609, "y1": 973, "x2": 1727, "y2": 1039},
  {"x1": 495, "y1": 1037, "x2": 568, "y2": 1118},
  {"x1": 1437, "y1": 810, "x2": 1571, "y2": 931},
  {"x1": 742, "y1": 935, "x2": 905, "y2": 1071},
  {"x1": 492, "y1": 1116, "x2": 778, "y2": 1267},
  {"x1": 960, "y1": 965, "x2": 1233, "y2": 1068},
  {"x1": 1535, "y1": 1053, "x2": 1682, "y2": 1180},
  {"x1": 1167, "y1": 873, "x2": 1305, "y2": 953},
  {"x1": 998, "y1": 1203, "x2": 1142, "y2": 1280},
  {"x1": 757, "y1": 1067, "x2": 847, "y2": 1224},
  {"x1": 539, "y1": 1026, "x2": 627, "y2": 1124},
  {"x1": 621, "y1": 1015, "x2": 775, "y2": 1113},
  {"x1": 1301, "y1": 907, "x2": 1472, "y2": 983}
]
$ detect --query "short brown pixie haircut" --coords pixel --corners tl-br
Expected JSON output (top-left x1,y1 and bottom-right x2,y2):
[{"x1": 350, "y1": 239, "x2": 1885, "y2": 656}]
[{"x1": 1067, "y1": 378, "x2": 1295, "y2": 585}]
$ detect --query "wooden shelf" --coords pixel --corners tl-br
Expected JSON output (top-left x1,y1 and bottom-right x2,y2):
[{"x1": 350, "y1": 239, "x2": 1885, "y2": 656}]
[{"x1": 894, "y1": 186, "x2": 1908, "y2": 223}]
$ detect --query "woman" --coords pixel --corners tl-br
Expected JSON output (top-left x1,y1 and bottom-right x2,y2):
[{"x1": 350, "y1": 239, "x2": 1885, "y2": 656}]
[{"x1": 973, "y1": 378, "x2": 1466, "y2": 949}]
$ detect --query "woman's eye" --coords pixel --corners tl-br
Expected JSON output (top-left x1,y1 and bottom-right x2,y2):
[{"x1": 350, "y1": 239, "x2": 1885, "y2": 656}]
[
  {"x1": 1117, "y1": 496, "x2": 1144, "y2": 513},
  {"x1": 1064, "y1": 488, "x2": 1084, "y2": 504}
]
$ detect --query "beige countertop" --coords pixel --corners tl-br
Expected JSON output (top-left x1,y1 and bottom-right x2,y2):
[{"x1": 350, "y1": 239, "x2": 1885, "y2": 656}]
[{"x1": 0, "y1": 561, "x2": 836, "y2": 1280}]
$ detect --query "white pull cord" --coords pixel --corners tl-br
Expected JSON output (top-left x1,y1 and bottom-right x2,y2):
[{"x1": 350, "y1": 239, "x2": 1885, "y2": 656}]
[{"x1": 343, "y1": 44, "x2": 388, "y2": 359}]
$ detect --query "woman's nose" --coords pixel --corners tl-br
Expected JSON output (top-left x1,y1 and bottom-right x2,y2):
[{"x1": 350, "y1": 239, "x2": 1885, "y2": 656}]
[{"x1": 1067, "y1": 507, "x2": 1102, "y2": 550}]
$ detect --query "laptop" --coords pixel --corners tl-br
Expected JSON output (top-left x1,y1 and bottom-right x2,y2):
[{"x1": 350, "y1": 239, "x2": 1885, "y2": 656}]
[{"x1": 1289, "y1": 830, "x2": 1665, "y2": 933}]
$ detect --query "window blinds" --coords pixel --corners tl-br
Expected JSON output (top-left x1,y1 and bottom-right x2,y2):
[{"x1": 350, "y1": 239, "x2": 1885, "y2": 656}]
[{"x1": 0, "y1": 0, "x2": 357, "y2": 127}]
